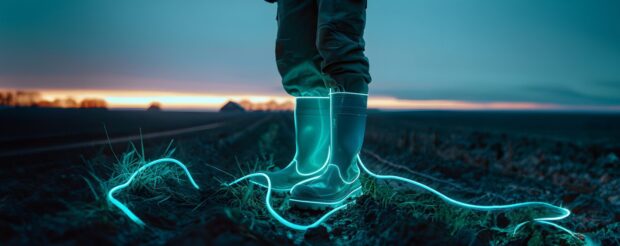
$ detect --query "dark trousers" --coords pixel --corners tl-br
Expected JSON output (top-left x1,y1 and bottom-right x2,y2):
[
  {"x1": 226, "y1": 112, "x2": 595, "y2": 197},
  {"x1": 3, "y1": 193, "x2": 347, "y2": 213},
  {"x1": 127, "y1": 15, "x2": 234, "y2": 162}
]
[{"x1": 276, "y1": 0, "x2": 371, "y2": 97}]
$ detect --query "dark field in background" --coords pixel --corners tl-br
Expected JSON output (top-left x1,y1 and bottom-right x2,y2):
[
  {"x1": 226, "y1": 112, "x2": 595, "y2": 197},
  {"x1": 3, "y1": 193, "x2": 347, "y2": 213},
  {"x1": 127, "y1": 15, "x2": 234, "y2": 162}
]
[{"x1": 1, "y1": 108, "x2": 619, "y2": 245}]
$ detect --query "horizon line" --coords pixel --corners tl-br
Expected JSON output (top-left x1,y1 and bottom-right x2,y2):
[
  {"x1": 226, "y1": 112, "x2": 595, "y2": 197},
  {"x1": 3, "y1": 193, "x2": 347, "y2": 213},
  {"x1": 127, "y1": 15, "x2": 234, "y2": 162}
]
[{"x1": 2, "y1": 88, "x2": 619, "y2": 112}]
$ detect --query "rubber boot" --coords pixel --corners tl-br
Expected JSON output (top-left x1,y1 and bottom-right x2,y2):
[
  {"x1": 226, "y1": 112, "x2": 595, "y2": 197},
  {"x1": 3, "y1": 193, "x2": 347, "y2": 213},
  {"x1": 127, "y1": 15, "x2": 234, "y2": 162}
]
[
  {"x1": 251, "y1": 97, "x2": 330, "y2": 191},
  {"x1": 289, "y1": 92, "x2": 367, "y2": 209}
]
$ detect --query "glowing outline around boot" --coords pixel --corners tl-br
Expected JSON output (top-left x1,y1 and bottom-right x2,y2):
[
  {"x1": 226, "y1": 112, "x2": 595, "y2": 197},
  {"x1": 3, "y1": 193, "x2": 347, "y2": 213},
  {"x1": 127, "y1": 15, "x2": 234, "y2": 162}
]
[
  {"x1": 286, "y1": 92, "x2": 365, "y2": 205},
  {"x1": 249, "y1": 148, "x2": 331, "y2": 192},
  {"x1": 322, "y1": 92, "x2": 364, "y2": 184},
  {"x1": 250, "y1": 97, "x2": 331, "y2": 191}
]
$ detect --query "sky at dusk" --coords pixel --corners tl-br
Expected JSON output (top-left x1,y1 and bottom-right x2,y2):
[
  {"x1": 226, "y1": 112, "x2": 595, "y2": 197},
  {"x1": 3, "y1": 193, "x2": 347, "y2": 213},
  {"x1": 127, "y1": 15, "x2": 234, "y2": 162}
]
[{"x1": 1, "y1": 0, "x2": 619, "y2": 109}]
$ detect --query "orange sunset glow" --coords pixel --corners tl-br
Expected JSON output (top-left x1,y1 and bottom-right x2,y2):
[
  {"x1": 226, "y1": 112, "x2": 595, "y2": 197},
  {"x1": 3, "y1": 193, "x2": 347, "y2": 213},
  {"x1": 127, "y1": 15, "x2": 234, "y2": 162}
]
[{"x1": 3, "y1": 88, "x2": 619, "y2": 111}]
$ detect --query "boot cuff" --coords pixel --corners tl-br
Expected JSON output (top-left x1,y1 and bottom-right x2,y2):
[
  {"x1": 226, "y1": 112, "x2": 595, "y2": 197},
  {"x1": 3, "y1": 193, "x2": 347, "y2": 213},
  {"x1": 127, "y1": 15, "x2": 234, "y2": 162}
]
[
  {"x1": 331, "y1": 93, "x2": 368, "y2": 115},
  {"x1": 295, "y1": 97, "x2": 330, "y2": 114}
]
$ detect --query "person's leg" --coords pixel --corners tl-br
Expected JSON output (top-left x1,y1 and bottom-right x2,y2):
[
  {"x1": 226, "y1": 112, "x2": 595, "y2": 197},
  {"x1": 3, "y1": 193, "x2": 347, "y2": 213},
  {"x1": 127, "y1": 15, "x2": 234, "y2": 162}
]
[
  {"x1": 290, "y1": 0, "x2": 370, "y2": 208},
  {"x1": 316, "y1": 0, "x2": 371, "y2": 94},
  {"x1": 252, "y1": 0, "x2": 331, "y2": 191},
  {"x1": 276, "y1": 0, "x2": 327, "y2": 97}
]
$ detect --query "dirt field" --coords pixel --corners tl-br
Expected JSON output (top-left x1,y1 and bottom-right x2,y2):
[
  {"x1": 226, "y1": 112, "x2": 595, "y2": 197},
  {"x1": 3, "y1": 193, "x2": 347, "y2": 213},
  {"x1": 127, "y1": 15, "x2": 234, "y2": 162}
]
[{"x1": 1, "y1": 108, "x2": 619, "y2": 245}]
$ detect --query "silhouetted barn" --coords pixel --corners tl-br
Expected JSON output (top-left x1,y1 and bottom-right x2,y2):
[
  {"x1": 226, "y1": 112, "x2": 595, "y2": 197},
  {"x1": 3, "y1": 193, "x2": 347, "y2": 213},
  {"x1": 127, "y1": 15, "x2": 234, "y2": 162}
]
[{"x1": 219, "y1": 101, "x2": 245, "y2": 112}]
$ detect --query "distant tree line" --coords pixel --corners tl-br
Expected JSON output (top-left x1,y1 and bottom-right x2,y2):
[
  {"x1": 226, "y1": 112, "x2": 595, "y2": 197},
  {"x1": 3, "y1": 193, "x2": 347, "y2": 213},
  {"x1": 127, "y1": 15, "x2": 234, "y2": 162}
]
[{"x1": 0, "y1": 91, "x2": 108, "y2": 109}]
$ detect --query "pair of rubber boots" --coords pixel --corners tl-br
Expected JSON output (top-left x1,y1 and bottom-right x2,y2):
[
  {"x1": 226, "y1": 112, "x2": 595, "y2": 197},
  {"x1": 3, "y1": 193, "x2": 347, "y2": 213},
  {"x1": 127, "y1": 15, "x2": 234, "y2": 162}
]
[{"x1": 252, "y1": 92, "x2": 367, "y2": 209}]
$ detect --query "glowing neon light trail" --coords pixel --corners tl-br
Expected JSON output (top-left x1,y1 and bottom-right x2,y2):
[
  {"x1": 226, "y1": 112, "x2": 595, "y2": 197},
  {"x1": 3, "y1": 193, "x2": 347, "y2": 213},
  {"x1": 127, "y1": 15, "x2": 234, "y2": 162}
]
[{"x1": 107, "y1": 156, "x2": 580, "y2": 239}]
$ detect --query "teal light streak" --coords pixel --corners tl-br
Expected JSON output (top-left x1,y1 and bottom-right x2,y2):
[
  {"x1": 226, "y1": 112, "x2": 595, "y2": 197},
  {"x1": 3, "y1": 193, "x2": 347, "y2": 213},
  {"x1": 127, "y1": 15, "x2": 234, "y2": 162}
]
[
  {"x1": 227, "y1": 173, "x2": 350, "y2": 231},
  {"x1": 227, "y1": 156, "x2": 578, "y2": 238},
  {"x1": 355, "y1": 156, "x2": 576, "y2": 238},
  {"x1": 107, "y1": 158, "x2": 200, "y2": 226},
  {"x1": 107, "y1": 156, "x2": 580, "y2": 239}
]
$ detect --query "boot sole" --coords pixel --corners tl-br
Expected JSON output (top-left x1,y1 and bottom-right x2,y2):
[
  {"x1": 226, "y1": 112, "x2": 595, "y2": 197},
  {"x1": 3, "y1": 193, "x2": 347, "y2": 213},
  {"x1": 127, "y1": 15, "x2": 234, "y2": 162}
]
[{"x1": 289, "y1": 186, "x2": 363, "y2": 210}]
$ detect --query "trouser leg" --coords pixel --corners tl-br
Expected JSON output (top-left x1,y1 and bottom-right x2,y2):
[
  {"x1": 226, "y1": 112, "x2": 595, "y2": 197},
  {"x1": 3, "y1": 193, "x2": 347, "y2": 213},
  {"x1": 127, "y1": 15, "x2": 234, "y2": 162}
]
[
  {"x1": 276, "y1": 0, "x2": 328, "y2": 97},
  {"x1": 316, "y1": 0, "x2": 371, "y2": 94}
]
